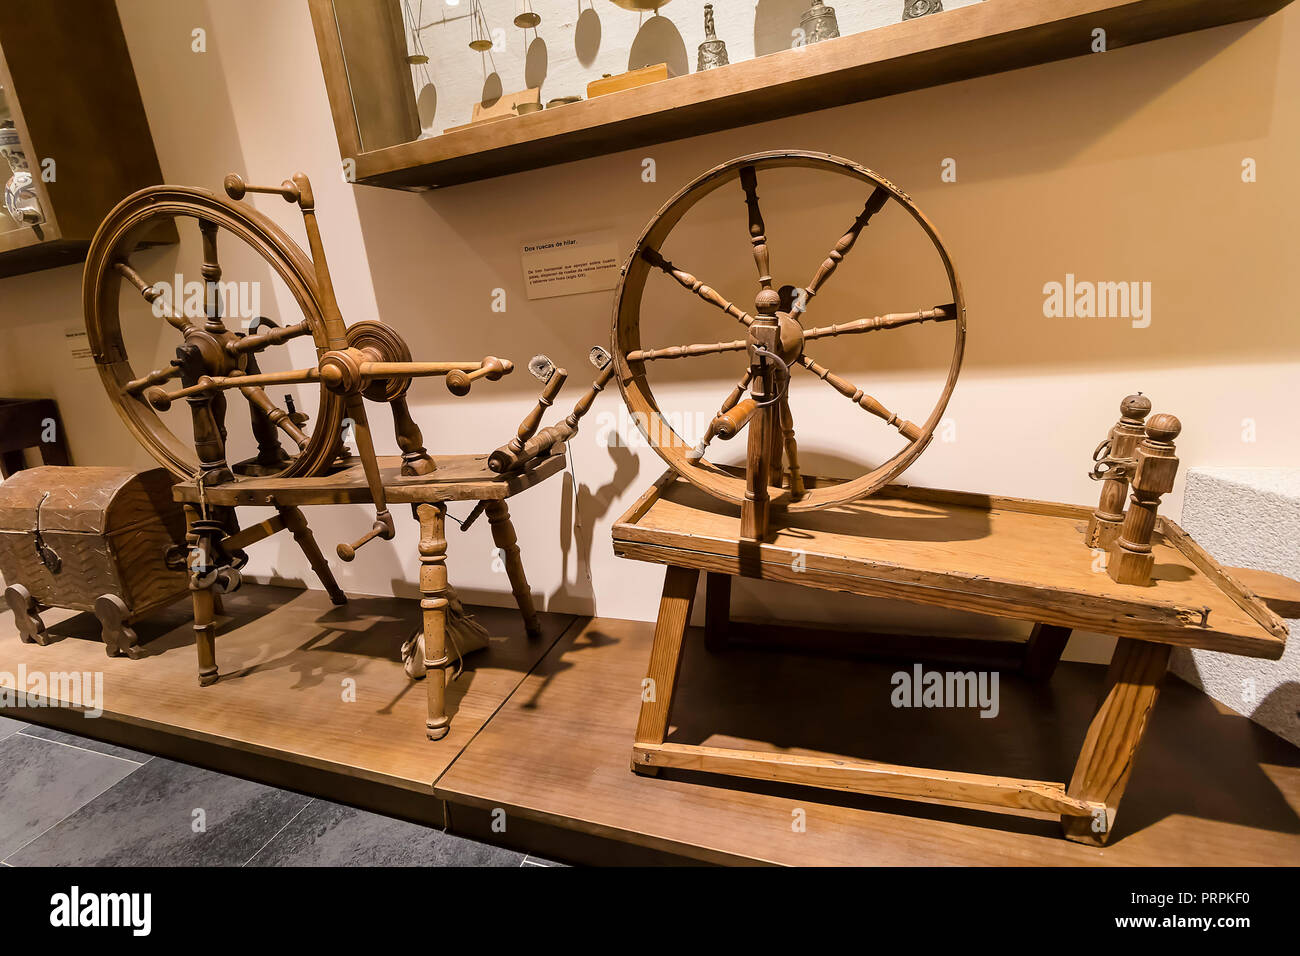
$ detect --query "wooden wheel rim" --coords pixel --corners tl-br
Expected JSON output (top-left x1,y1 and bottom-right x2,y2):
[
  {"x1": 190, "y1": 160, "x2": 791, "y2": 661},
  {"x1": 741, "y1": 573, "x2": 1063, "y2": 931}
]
[
  {"x1": 83, "y1": 185, "x2": 347, "y2": 481},
  {"x1": 611, "y1": 149, "x2": 967, "y2": 512}
]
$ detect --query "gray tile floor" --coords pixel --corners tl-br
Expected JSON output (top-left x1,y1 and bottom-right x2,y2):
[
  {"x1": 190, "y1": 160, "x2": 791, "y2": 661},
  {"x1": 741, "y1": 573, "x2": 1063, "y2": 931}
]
[{"x1": 0, "y1": 719, "x2": 559, "y2": 867}]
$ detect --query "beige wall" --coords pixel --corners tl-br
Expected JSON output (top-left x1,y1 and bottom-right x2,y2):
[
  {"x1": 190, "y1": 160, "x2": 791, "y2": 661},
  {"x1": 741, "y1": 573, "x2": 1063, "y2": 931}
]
[{"x1": 1, "y1": 1, "x2": 1297, "y2": 657}]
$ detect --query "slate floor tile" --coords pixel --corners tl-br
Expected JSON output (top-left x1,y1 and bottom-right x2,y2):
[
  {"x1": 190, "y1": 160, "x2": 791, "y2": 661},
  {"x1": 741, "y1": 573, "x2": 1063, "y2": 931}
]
[
  {"x1": 247, "y1": 799, "x2": 525, "y2": 867},
  {"x1": 19, "y1": 725, "x2": 151, "y2": 764},
  {"x1": 0, "y1": 734, "x2": 139, "y2": 860},
  {"x1": 6, "y1": 756, "x2": 310, "y2": 867},
  {"x1": 0, "y1": 716, "x2": 25, "y2": 740}
]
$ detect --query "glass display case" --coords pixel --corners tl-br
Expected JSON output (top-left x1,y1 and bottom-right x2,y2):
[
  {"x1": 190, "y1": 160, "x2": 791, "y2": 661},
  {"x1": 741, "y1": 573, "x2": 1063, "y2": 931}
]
[
  {"x1": 308, "y1": 0, "x2": 1291, "y2": 191},
  {"x1": 0, "y1": 0, "x2": 173, "y2": 278}
]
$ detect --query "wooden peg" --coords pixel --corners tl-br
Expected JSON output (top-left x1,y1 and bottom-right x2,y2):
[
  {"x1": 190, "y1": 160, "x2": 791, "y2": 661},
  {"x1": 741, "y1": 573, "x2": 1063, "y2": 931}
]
[
  {"x1": 493, "y1": 363, "x2": 568, "y2": 469},
  {"x1": 714, "y1": 397, "x2": 758, "y2": 440},
  {"x1": 1107, "y1": 414, "x2": 1181, "y2": 587},
  {"x1": 446, "y1": 356, "x2": 511, "y2": 395},
  {"x1": 1085, "y1": 393, "x2": 1151, "y2": 550}
]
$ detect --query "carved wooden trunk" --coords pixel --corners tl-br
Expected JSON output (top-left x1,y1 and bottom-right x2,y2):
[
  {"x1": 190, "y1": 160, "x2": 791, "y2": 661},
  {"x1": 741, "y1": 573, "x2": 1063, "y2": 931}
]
[{"x1": 0, "y1": 466, "x2": 188, "y2": 657}]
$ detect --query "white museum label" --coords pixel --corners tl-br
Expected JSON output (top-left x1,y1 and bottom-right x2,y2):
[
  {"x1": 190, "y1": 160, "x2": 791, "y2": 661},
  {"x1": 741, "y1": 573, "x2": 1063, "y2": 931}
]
[
  {"x1": 64, "y1": 327, "x2": 95, "y2": 370},
  {"x1": 520, "y1": 230, "x2": 620, "y2": 300}
]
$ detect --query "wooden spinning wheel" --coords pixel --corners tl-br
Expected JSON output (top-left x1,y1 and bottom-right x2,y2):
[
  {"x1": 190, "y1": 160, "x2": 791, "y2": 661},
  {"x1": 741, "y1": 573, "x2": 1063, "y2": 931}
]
[
  {"x1": 612, "y1": 150, "x2": 966, "y2": 537},
  {"x1": 83, "y1": 180, "x2": 348, "y2": 483}
]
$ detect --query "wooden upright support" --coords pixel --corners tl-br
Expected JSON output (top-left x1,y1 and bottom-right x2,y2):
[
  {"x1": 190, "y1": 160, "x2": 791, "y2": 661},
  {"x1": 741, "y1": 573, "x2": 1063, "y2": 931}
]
[
  {"x1": 1085, "y1": 393, "x2": 1151, "y2": 550},
  {"x1": 1108, "y1": 414, "x2": 1181, "y2": 587}
]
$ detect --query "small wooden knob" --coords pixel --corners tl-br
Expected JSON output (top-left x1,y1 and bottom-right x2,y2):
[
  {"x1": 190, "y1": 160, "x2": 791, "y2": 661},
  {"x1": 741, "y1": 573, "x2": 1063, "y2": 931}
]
[
  {"x1": 1121, "y1": 392, "x2": 1152, "y2": 421},
  {"x1": 1145, "y1": 413, "x2": 1181, "y2": 443},
  {"x1": 144, "y1": 385, "x2": 172, "y2": 412}
]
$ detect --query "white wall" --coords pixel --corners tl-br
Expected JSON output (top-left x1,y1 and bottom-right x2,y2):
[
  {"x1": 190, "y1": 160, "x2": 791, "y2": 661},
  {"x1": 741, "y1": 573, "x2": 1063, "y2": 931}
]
[{"x1": 1, "y1": 0, "x2": 1297, "y2": 660}]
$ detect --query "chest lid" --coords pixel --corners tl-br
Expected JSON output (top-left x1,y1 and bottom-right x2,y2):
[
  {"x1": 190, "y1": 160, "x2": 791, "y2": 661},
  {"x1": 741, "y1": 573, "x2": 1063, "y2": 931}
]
[{"x1": 0, "y1": 466, "x2": 178, "y2": 534}]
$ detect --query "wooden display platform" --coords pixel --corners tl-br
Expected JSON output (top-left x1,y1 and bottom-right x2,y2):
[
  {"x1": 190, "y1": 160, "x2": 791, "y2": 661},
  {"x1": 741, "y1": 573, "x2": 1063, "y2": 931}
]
[
  {"x1": 0, "y1": 584, "x2": 574, "y2": 817},
  {"x1": 436, "y1": 615, "x2": 1300, "y2": 865},
  {"x1": 615, "y1": 476, "x2": 1287, "y2": 658}
]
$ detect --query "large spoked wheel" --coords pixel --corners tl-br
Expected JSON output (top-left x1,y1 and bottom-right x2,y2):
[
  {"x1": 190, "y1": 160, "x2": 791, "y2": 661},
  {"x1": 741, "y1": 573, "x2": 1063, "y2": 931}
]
[
  {"x1": 84, "y1": 186, "x2": 347, "y2": 481},
  {"x1": 612, "y1": 150, "x2": 966, "y2": 512}
]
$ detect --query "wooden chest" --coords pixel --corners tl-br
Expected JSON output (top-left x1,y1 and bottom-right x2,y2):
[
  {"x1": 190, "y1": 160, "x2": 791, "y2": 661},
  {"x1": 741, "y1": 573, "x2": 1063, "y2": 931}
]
[{"x1": 0, "y1": 466, "x2": 189, "y2": 657}]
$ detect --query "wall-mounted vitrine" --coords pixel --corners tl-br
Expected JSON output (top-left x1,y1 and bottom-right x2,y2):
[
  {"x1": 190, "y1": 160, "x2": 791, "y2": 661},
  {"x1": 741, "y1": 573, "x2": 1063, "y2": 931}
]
[
  {"x1": 309, "y1": 0, "x2": 1294, "y2": 191},
  {"x1": 0, "y1": 0, "x2": 174, "y2": 279}
]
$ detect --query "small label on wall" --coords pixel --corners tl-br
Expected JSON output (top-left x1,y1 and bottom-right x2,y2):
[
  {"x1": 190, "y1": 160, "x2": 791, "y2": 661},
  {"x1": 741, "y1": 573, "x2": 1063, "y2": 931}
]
[
  {"x1": 520, "y1": 230, "x2": 620, "y2": 300},
  {"x1": 64, "y1": 327, "x2": 95, "y2": 370}
]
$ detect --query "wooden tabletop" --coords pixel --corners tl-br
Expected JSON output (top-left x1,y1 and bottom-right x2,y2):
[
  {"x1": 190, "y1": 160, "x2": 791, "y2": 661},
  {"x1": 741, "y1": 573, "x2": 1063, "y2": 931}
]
[
  {"x1": 614, "y1": 476, "x2": 1288, "y2": 659},
  {"x1": 172, "y1": 451, "x2": 566, "y2": 506}
]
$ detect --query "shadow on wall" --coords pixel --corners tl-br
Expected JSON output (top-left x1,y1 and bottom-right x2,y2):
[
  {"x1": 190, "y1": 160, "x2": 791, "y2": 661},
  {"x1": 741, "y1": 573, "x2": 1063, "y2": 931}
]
[{"x1": 629, "y1": 12, "x2": 688, "y2": 77}]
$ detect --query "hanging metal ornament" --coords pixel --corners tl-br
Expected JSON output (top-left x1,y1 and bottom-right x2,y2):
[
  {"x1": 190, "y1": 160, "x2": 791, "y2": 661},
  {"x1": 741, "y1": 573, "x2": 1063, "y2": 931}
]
[
  {"x1": 514, "y1": 0, "x2": 541, "y2": 29},
  {"x1": 799, "y1": 0, "x2": 840, "y2": 44},
  {"x1": 609, "y1": 0, "x2": 672, "y2": 12},
  {"x1": 469, "y1": 0, "x2": 494, "y2": 51},
  {"x1": 696, "y1": 3, "x2": 729, "y2": 71},
  {"x1": 902, "y1": 0, "x2": 943, "y2": 19}
]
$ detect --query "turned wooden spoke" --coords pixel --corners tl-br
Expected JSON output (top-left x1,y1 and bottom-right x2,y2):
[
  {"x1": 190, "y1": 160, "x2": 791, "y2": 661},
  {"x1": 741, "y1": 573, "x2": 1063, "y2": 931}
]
[
  {"x1": 123, "y1": 364, "x2": 180, "y2": 396},
  {"x1": 688, "y1": 369, "x2": 754, "y2": 461},
  {"x1": 114, "y1": 260, "x2": 189, "y2": 332},
  {"x1": 241, "y1": 384, "x2": 309, "y2": 449},
  {"x1": 227, "y1": 320, "x2": 312, "y2": 356},
  {"x1": 804, "y1": 303, "x2": 957, "y2": 341},
  {"x1": 641, "y1": 247, "x2": 754, "y2": 327},
  {"x1": 199, "y1": 219, "x2": 228, "y2": 334},
  {"x1": 798, "y1": 353, "x2": 923, "y2": 442},
  {"x1": 628, "y1": 338, "x2": 748, "y2": 362},
  {"x1": 739, "y1": 166, "x2": 771, "y2": 291},
  {"x1": 802, "y1": 187, "x2": 889, "y2": 306}
]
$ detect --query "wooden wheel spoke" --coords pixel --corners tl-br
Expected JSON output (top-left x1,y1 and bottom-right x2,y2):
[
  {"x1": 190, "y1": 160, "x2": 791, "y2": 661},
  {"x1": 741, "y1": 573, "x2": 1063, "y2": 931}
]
[
  {"x1": 798, "y1": 353, "x2": 922, "y2": 442},
  {"x1": 688, "y1": 369, "x2": 754, "y2": 461},
  {"x1": 199, "y1": 219, "x2": 230, "y2": 334},
  {"x1": 641, "y1": 247, "x2": 754, "y2": 328},
  {"x1": 629, "y1": 337, "x2": 748, "y2": 363},
  {"x1": 739, "y1": 165, "x2": 772, "y2": 291},
  {"x1": 804, "y1": 303, "x2": 956, "y2": 341},
  {"x1": 123, "y1": 363, "x2": 180, "y2": 396},
  {"x1": 801, "y1": 187, "x2": 889, "y2": 308},
  {"x1": 114, "y1": 260, "x2": 190, "y2": 332}
]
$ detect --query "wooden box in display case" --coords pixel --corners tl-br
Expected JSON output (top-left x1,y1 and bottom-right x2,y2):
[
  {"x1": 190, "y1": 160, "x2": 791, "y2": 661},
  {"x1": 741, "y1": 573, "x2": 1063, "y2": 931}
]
[
  {"x1": 0, "y1": 0, "x2": 174, "y2": 277},
  {"x1": 0, "y1": 466, "x2": 189, "y2": 658}
]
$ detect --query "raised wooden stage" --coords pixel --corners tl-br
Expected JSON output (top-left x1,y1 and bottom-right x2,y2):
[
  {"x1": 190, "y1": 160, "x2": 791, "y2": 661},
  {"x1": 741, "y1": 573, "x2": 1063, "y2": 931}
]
[{"x1": 2, "y1": 581, "x2": 1298, "y2": 865}]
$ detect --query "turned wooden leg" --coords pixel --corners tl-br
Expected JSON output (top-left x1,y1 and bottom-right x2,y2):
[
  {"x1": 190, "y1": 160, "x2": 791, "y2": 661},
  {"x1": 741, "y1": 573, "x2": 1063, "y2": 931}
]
[
  {"x1": 279, "y1": 505, "x2": 347, "y2": 605},
  {"x1": 1062, "y1": 638, "x2": 1170, "y2": 844},
  {"x1": 484, "y1": 499, "x2": 542, "y2": 639},
  {"x1": 5, "y1": 583, "x2": 49, "y2": 646},
  {"x1": 418, "y1": 502, "x2": 452, "y2": 741},
  {"x1": 1023, "y1": 622, "x2": 1071, "y2": 681},
  {"x1": 632, "y1": 565, "x2": 700, "y2": 776},
  {"x1": 704, "y1": 572, "x2": 731, "y2": 652},
  {"x1": 95, "y1": 594, "x2": 141, "y2": 660},
  {"x1": 185, "y1": 503, "x2": 220, "y2": 686}
]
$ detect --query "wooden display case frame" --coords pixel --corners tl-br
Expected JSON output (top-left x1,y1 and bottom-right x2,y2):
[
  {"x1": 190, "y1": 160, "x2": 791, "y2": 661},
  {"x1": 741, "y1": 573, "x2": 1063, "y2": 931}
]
[
  {"x1": 0, "y1": 0, "x2": 173, "y2": 278},
  {"x1": 308, "y1": 0, "x2": 1295, "y2": 191}
]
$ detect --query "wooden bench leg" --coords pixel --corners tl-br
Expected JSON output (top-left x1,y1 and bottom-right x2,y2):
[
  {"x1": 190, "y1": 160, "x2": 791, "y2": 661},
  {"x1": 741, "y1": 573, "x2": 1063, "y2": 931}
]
[
  {"x1": 1062, "y1": 637, "x2": 1170, "y2": 844},
  {"x1": 278, "y1": 505, "x2": 347, "y2": 606},
  {"x1": 418, "y1": 503, "x2": 452, "y2": 741},
  {"x1": 704, "y1": 572, "x2": 731, "y2": 652},
  {"x1": 1023, "y1": 622, "x2": 1071, "y2": 681},
  {"x1": 484, "y1": 499, "x2": 541, "y2": 639},
  {"x1": 632, "y1": 565, "x2": 700, "y2": 776},
  {"x1": 192, "y1": 587, "x2": 219, "y2": 686}
]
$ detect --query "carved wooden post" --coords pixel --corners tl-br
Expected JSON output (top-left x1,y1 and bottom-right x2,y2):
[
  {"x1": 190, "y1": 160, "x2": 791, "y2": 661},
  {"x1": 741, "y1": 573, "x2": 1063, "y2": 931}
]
[
  {"x1": 418, "y1": 502, "x2": 452, "y2": 740},
  {"x1": 742, "y1": 289, "x2": 782, "y2": 541},
  {"x1": 1085, "y1": 393, "x2": 1151, "y2": 550},
  {"x1": 1107, "y1": 414, "x2": 1181, "y2": 587},
  {"x1": 484, "y1": 499, "x2": 542, "y2": 638}
]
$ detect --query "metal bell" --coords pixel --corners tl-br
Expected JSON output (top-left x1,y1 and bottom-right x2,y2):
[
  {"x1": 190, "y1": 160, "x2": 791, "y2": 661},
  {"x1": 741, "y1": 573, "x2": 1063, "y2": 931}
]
[
  {"x1": 902, "y1": 0, "x2": 944, "y2": 19},
  {"x1": 697, "y1": 4, "x2": 729, "y2": 71},
  {"x1": 800, "y1": 0, "x2": 839, "y2": 44}
]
